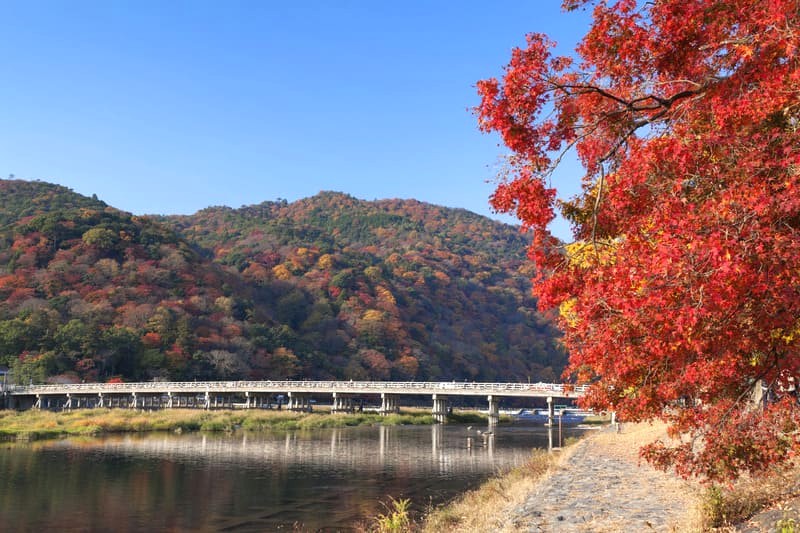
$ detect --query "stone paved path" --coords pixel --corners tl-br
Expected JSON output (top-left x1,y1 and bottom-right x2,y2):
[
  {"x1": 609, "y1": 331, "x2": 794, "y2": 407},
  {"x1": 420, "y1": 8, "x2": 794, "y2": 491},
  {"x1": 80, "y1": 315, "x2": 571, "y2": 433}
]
[{"x1": 501, "y1": 424, "x2": 701, "y2": 532}]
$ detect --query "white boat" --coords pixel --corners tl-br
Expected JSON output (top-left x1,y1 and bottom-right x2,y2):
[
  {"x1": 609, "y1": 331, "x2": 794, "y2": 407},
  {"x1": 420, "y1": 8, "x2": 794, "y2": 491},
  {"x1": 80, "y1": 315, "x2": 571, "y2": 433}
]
[{"x1": 513, "y1": 408, "x2": 587, "y2": 425}]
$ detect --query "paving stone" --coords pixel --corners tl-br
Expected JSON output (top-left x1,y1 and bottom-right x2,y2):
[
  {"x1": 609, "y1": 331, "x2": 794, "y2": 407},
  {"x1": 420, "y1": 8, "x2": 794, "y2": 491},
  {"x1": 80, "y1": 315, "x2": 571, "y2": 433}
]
[{"x1": 499, "y1": 426, "x2": 699, "y2": 532}]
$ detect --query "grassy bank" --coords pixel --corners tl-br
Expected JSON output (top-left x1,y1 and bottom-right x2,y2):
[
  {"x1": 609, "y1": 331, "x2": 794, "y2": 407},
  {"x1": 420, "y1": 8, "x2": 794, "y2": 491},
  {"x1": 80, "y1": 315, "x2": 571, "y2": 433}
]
[
  {"x1": 699, "y1": 465, "x2": 800, "y2": 531},
  {"x1": 369, "y1": 423, "x2": 704, "y2": 533},
  {"x1": 364, "y1": 419, "x2": 800, "y2": 532},
  {"x1": 0, "y1": 406, "x2": 596, "y2": 442},
  {"x1": 0, "y1": 407, "x2": 465, "y2": 440},
  {"x1": 363, "y1": 437, "x2": 582, "y2": 533},
  {"x1": 420, "y1": 446, "x2": 570, "y2": 533}
]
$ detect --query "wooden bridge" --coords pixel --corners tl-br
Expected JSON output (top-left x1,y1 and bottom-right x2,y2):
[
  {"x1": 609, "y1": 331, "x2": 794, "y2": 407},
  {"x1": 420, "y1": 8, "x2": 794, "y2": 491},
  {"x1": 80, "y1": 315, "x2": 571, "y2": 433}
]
[{"x1": 1, "y1": 380, "x2": 586, "y2": 425}]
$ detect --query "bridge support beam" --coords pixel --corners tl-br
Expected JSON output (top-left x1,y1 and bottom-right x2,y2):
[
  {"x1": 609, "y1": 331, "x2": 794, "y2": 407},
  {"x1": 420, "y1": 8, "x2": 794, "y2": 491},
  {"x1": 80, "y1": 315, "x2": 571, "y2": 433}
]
[
  {"x1": 432, "y1": 394, "x2": 447, "y2": 423},
  {"x1": 487, "y1": 395, "x2": 499, "y2": 426},
  {"x1": 331, "y1": 392, "x2": 353, "y2": 413},
  {"x1": 249, "y1": 393, "x2": 267, "y2": 408},
  {"x1": 288, "y1": 392, "x2": 311, "y2": 412},
  {"x1": 253, "y1": 392, "x2": 268, "y2": 408},
  {"x1": 380, "y1": 393, "x2": 399, "y2": 416}
]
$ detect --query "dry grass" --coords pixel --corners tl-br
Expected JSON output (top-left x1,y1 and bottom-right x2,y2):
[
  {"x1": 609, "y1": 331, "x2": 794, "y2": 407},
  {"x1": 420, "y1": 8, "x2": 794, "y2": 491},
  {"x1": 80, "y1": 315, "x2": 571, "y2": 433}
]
[
  {"x1": 422, "y1": 423, "x2": 707, "y2": 533},
  {"x1": 422, "y1": 444, "x2": 578, "y2": 532},
  {"x1": 586, "y1": 422, "x2": 705, "y2": 532},
  {"x1": 591, "y1": 423, "x2": 800, "y2": 531},
  {"x1": 700, "y1": 464, "x2": 800, "y2": 531},
  {"x1": 0, "y1": 407, "x2": 437, "y2": 440},
  {"x1": 590, "y1": 420, "x2": 678, "y2": 460},
  {"x1": 589, "y1": 422, "x2": 800, "y2": 531}
]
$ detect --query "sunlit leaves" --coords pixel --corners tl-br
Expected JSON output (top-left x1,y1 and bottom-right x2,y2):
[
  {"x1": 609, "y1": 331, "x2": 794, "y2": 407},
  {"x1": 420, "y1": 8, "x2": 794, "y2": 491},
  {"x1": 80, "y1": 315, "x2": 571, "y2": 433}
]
[{"x1": 479, "y1": 0, "x2": 800, "y2": 480}]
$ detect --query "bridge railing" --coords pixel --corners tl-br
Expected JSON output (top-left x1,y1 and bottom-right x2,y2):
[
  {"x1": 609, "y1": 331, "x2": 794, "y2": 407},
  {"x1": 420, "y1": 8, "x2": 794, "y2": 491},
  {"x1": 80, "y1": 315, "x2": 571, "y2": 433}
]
[{"x1": 10, "y1": 380, "x2": 587, "y2": 396}]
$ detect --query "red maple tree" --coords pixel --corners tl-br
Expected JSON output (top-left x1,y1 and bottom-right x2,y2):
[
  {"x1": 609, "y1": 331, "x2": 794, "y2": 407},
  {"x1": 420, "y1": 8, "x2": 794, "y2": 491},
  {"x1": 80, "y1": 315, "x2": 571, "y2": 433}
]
[{"x1": 478, "y1": 0, "x2": 800, "y2": 481}]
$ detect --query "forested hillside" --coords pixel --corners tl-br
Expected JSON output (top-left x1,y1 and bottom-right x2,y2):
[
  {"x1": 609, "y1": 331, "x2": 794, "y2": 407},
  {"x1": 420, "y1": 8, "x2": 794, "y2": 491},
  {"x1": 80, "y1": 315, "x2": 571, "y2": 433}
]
[{"x1": 0, "y1": 180, "x2": 565, "y2": 383}]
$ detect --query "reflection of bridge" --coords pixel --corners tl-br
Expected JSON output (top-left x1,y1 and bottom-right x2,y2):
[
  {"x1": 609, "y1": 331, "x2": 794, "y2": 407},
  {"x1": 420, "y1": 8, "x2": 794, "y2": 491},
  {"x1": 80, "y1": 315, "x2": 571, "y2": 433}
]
[
  {"x1": 32, "y1": 425, "x2": 561, "y2": 477},
  {"x1": 67, "y1": 426, "x2": 519, "y2": 475},
  {"x1": 3, "y1": 380, "x2": 586, "y2": 425}
]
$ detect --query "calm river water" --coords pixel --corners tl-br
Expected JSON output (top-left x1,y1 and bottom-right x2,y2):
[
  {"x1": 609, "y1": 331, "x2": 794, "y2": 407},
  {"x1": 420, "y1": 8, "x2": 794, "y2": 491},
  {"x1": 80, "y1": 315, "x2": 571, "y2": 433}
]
[{"x1": 0, "y1": 424, "x2": 587, "y2": 531}]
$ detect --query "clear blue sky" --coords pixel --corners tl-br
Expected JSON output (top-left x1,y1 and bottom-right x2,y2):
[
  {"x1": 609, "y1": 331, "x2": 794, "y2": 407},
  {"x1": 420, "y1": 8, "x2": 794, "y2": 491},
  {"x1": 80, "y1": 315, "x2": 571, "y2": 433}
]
[{"x1": 1, "y1": 1, "x2": 590, "y2": 240}]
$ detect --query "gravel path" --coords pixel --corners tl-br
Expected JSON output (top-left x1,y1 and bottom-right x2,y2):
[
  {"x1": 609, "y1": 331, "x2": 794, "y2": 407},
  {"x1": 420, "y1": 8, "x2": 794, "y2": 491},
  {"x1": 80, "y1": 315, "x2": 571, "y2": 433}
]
[{"x1": 501, "y1": 424, "x2": 701, "y2": 532}]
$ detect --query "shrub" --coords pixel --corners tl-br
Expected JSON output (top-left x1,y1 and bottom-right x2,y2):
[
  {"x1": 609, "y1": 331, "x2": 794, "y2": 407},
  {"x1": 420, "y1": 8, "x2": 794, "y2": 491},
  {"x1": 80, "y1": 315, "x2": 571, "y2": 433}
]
[{"x1": 372, "y1": 497, "x2": 413, "y2": 533}]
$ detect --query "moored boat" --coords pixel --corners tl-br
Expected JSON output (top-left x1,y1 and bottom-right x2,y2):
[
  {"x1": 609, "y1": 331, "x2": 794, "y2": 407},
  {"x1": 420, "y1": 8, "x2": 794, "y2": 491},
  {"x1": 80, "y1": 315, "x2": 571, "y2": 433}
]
[{"x1": 513, "y1": 408, "x2": 587, "y2": 425}]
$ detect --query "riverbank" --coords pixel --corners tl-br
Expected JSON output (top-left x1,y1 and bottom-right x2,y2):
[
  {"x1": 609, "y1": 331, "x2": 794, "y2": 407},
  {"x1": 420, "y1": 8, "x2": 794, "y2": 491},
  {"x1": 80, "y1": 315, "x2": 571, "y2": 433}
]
[
  {"x1": 421, "y1": 445, "x2": 566, "y2": 532},
  {"x1": 418, "y1": 422, "x2": 704, "y2": 532},
  {"x1": 416, "y1": 421, "x2": 800, "y2": 532},
  {"x1": 0, "y1": 407, "x2": 491, "y2": 440}
]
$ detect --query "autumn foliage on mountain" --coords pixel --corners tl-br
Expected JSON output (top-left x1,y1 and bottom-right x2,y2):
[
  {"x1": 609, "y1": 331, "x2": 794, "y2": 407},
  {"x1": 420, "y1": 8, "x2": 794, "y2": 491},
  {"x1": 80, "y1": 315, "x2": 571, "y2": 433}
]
[
  {"x1": 478, "y1": 0, "x2": 800, "y2": 480},
  {"x1": 0, "y1": 180, "x2": 564, "y2": 385}
]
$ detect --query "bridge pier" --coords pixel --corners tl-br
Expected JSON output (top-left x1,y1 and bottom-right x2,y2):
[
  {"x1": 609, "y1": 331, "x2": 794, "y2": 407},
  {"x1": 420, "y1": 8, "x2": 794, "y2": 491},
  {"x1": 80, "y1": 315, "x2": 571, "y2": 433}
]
[
  {"x1": 288, "y1": 392, "x2": 312, "y2": 412},
  {"x1": 331, "y1": 392, "x2": 353, "y2": 413},
  {"x1": 252, "y1": 392, "x2": 266, "y2": 408},
  {"x1": 432, "y1": 394, "x2": 447, "y2": 423},
  {"x1": 249, "y1": 393, "x2": 269, "y2": 408},
  {"x1": 487, "y1": 395, "x2": 499, "y2": 426},
  {"x1": 380, "y1": 393, "x2": 399, "y2": 415},
  {"x1": 218, "y1": 393, "x2": 228, "y2": 408}
]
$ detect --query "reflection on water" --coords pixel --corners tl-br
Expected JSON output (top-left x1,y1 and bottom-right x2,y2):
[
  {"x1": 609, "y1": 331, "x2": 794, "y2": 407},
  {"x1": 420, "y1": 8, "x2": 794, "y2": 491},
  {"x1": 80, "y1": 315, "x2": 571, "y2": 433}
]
[{"x1": 0, "y1": 424, "x2": 586, "y2": 531}]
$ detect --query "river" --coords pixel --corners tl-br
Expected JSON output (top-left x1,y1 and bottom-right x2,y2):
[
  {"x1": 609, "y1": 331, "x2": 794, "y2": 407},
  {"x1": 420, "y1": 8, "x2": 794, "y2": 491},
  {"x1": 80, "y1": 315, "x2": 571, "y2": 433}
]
[{"x1": 0, "y1": 423, "x2": 587, "y2": 531}]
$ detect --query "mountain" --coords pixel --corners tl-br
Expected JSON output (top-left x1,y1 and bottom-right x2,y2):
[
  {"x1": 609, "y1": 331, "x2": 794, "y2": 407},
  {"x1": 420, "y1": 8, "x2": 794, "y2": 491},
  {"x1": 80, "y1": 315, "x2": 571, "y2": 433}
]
[
  {"x1": 0, "y1": 180, "x2": 565, "y2": 384},
  {"x1": 0, "y1": 179, "x2": 255, "y2": 383}
]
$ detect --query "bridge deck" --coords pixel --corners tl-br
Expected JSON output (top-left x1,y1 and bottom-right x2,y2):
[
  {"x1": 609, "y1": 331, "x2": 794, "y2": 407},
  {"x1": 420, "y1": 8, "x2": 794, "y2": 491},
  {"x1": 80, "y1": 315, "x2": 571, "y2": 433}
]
[{"x1": 7, "y1": 380, "x2": 586, "y2": 399}]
